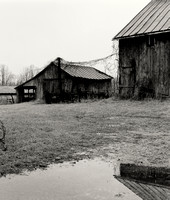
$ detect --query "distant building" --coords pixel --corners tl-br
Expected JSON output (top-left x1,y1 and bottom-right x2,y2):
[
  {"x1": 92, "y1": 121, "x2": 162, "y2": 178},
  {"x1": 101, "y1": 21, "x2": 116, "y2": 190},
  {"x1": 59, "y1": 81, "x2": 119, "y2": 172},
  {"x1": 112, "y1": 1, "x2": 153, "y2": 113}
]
[
  {"x1": 0, "y1": 86, "x2": 16, "y2": 104},
  {"x1": 114, "y1": 0, "x2": 170, "y2": 99},
  {"x1": 15, "y1": 58, "x2": 113, "y2": 103}
]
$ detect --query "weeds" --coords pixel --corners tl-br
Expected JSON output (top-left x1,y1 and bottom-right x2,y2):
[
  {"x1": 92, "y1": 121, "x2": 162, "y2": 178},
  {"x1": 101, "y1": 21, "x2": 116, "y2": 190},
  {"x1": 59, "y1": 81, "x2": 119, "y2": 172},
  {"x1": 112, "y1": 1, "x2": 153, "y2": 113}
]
[{"x1": 0, "y1": 120, "x2": 7, "y2": 151}]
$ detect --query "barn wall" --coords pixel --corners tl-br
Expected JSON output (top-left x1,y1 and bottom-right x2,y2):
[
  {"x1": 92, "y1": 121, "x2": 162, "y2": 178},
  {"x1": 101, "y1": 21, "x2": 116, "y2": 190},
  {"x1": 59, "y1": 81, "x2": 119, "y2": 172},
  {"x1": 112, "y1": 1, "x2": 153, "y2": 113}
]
[
  {"x1": 23, "y1": 63, "x2": 59, "y2": 100},
  {"x1": 119, "y1": 32, "x2": 170, "y2": 98},
  {"x1": 72, "y1": 78, "x2": 112, "y2": 98},
  {"x1": 61, "y1": 76, "x2": 112, "y2": 101},
  {"x1": 16, "y1": 88, "x2": 24, "y2": 103}
]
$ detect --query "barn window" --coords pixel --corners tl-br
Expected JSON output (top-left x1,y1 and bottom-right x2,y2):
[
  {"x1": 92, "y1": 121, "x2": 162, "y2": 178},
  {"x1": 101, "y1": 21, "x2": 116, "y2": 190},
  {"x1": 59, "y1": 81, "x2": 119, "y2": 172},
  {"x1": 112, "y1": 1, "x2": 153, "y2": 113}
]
[
  {"x1": 147, "y1": 35, "x2": 155, "y2": 47},
  {"x1": 24, "y1": 89, "x2": 29, "y2": 93},
  {"x1": 23, "y1": 87, "x2": 36, "y2": 102}
]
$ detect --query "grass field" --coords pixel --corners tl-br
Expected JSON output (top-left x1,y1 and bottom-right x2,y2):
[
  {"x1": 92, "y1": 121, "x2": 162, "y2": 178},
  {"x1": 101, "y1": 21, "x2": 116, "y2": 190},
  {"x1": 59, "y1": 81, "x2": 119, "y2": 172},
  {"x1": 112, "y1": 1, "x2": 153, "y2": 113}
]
[{"x1": 0, "y1": 98, "x2": 169, "y2": 177}]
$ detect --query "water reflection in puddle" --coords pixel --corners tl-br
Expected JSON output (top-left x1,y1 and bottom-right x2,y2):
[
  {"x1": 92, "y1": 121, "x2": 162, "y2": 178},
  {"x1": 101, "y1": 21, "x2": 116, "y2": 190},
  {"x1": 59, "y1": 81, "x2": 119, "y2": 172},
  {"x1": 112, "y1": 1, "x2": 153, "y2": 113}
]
[{"x1": 0, "y1": 159, "x2": 141, "y2": 200}]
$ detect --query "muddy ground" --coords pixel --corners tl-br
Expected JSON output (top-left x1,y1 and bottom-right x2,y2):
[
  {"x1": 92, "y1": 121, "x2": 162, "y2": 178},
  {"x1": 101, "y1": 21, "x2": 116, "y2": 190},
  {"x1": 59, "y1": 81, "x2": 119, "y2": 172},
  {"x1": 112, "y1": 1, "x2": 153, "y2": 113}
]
[{"x1": 0, "y1": 98, "x2": 169, "y2": 177}]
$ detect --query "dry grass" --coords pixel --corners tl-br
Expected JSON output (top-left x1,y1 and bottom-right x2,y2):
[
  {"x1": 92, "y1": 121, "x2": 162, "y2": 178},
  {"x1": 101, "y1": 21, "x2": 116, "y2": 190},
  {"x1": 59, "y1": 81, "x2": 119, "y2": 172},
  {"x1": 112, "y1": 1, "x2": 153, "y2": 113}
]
[{"x1": 0, "y1": 98, "x2": 169, "y2": 176}]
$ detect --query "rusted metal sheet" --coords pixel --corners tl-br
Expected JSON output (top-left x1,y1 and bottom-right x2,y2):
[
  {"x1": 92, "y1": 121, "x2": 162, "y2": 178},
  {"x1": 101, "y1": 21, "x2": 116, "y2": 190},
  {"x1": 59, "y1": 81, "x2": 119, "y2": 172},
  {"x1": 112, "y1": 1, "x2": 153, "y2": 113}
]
[
  {"x1": 116, "y1": 177, "x2": 170, "y2": 200},
  {"x1": 114, "y1": 0, "x2": 170, "y2": 39}
]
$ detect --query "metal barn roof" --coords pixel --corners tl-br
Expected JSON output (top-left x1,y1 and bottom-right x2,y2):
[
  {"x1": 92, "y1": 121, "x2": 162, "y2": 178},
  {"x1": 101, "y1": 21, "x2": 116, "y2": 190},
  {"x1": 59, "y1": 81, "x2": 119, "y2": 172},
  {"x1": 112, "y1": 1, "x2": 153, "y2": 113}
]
[
  {"x1": 61, "y1": 64, "x2": 112, "y2": 80},
  {"x1": 114, "y1": 0, "x2": 170, "y2": 39}
]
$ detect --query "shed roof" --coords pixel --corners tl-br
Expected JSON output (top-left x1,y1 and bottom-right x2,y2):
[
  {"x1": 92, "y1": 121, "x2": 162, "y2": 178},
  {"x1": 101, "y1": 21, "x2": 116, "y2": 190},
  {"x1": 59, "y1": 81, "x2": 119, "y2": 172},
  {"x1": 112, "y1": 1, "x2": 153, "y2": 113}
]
[
  {"x1": 60, "y1": 63, "x2": 112, "y2": 80},
  {"x1": 0, "y1": 86, "x2": 16, "y2": 94},
  {"x1": 114, "y1": 0, "x2": 170, "y2": 39}
]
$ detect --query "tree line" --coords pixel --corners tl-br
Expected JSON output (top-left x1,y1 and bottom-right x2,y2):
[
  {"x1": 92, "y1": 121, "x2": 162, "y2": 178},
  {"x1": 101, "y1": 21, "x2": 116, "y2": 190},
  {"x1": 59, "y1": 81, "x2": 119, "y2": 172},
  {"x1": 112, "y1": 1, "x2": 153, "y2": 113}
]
[
  {"x1": 0, "y1": 43, "x2": 119, "y2": 87},
  {"x1": 0, "y1": 65, "x2": 40, "y2": 86}
]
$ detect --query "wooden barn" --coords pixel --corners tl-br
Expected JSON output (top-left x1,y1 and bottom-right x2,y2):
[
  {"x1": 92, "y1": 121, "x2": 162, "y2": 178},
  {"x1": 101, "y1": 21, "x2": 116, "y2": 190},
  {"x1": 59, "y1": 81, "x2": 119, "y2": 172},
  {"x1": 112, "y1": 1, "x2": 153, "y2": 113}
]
[
  {"x1": 114, "y1": 0, "x2": 170, "y2": 99},
  {"x1": 0, "y1": 86, "x2": 16, "y2": 104},
  {"x1": 15, "y1": 58, "x2": 113, "y2": 103}
]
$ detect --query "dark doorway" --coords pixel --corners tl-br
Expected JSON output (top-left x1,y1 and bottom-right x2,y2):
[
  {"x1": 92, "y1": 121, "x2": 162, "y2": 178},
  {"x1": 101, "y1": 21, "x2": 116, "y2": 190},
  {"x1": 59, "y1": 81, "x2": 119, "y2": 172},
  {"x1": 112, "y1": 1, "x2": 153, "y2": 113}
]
[
  {"x1": 130, "y1": 59, "x2": 136, "y2": 94},
  {"x1": 43, "y1": 79, "x2": 60, "y2": 103}
]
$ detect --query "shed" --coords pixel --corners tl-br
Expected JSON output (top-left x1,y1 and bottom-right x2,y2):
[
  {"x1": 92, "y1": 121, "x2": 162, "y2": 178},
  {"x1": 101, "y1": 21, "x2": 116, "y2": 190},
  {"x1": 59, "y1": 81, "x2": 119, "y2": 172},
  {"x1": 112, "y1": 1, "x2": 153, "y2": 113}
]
[
  {"x1": 15, "y1": 58, "x2": 113, "y2": 103},
  {"x1": 0, "y1": 86, "x2": 16, "y2": 104},
  {"x1": 114, "y1": 0, "x2": 170, "y2": 99}
]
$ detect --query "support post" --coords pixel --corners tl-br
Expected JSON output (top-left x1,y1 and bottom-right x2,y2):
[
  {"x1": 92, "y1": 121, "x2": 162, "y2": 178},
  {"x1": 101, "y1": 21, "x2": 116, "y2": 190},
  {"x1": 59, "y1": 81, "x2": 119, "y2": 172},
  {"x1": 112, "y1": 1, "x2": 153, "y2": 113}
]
[{"x1": 57, "y1": 57, "x2": 62, "y2": 101}]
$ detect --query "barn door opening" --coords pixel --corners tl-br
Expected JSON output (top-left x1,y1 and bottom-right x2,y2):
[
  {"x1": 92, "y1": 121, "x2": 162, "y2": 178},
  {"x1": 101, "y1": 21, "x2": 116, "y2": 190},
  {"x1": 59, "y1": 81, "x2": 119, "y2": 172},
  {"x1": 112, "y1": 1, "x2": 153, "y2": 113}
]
[
  {"x1": 119, "y1": 59, "x2": 136, "y2": 97},
  {"x1": 43, "y1": 79, "x2": 61, "y2": 103},
  {"x1": 130, "y1": 59, "x2": 136, "y2": 94}
]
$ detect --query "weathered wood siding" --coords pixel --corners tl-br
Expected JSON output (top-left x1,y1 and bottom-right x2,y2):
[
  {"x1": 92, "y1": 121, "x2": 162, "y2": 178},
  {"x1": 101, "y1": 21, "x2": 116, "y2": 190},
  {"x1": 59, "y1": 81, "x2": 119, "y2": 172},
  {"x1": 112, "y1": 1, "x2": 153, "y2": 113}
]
[
  {"x1": 23, "y1": 63, "x2": 59, "y2": 100},
  {"x1": 119, "y1": 32, "x2": 170, "y2": 98},
  {"x1": 71, "y1": 78, "x2": 112, "y2": 98}
]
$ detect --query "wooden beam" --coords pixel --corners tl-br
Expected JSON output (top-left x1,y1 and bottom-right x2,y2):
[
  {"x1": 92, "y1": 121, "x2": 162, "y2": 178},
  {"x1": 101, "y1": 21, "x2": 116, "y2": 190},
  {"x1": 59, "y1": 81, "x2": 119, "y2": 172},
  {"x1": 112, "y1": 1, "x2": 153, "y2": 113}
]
[
  {"x1": 57, "y1": 57, "x2": 62, "y2": 100},
  {"x1": 119, "y1": 85, "x2": 134, "y2": 88},
  {"x1": 0, "y1": 93, "x2": 16, "y2": 95}
]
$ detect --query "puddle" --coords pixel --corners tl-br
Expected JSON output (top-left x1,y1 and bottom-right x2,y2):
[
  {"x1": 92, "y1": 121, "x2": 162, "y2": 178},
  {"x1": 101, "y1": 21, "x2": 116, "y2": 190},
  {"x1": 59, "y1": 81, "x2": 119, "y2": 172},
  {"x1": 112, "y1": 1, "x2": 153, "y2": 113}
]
[{"x1": 0, "y1": 159, "x2": 142, "y2": 200}]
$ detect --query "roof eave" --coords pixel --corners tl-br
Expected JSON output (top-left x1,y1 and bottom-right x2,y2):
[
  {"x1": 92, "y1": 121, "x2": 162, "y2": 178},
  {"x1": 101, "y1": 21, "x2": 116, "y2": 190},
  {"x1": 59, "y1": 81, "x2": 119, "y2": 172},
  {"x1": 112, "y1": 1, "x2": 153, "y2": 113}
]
[
  {"x1": 0, "y1": 93, "x2": 16, "y2": 95},
  {"x1": 113, "y1": 29, "x2": 170, "y2": 40}
]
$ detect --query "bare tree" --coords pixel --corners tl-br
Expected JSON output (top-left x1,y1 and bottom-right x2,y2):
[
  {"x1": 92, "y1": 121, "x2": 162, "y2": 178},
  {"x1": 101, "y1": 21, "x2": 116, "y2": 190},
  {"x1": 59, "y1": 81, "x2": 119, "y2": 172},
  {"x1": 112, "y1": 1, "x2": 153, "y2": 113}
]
[
  {"x1": 16, "y1": 65, "x2": 40, "y2": 85},
  {"x1": 0, "y1": 65, "x2": 15, "y2": 86},
  {"x1": 112, "y1": 39, "x2": 119, "y2": 94},
  {"x1": 0, "y1": 65, "x2": 5, "y2": 86}
]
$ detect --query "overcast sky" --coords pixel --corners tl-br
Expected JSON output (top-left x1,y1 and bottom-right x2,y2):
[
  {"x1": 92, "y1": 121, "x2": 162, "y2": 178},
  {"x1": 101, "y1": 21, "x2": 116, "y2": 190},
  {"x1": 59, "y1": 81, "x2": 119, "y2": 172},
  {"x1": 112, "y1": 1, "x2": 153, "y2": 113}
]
[{"x1": 0, "y1": 0, "x2": 150, "y2": 75}]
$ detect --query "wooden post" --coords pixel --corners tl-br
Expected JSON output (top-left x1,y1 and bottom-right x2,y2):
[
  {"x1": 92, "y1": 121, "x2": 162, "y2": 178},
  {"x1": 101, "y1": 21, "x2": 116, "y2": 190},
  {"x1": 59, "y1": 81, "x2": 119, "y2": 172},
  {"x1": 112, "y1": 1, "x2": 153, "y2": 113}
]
[
  {"x1": 57, "y1": 57, "x2": 62, "y2": 101},
  {"x1": 11, "y1": 95, "x2": 14, "y2": 103}
]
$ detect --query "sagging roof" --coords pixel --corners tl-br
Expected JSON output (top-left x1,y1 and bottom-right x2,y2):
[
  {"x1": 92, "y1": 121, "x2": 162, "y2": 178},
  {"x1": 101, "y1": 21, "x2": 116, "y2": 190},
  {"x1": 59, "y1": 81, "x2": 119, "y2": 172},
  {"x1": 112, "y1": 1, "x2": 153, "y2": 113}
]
[
  {"x1": 0, "y1": 86, "x2": 16, "y2": 94},
  {"x1": 114, "y1": 0, "x2": 170, "y2": 39},
  {"x1": 60, "y1": 63, "x2": 112, "y2": 80}
]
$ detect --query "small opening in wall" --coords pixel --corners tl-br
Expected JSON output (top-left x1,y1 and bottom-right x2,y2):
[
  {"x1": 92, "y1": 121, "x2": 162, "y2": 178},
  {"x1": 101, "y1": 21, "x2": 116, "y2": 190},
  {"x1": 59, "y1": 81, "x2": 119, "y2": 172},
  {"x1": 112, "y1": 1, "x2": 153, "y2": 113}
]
[{"x1": 147, "y1": 35, "x2": 155, "y2": 47}]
